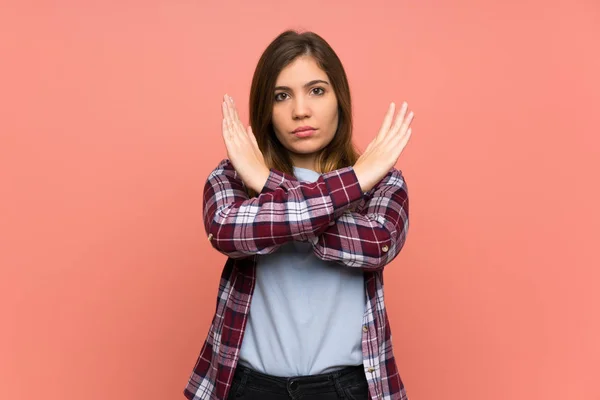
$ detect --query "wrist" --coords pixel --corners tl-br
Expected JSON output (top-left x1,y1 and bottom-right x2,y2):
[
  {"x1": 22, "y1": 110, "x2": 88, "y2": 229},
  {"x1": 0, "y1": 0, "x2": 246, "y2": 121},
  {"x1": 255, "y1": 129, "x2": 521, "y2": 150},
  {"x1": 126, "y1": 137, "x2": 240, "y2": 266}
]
[
  {"x1": 353, "y1": 163, "x2": 373, "y2": 193},
  {"x1": 252, "y1": 166, "x2": 270, "y2": 193}
]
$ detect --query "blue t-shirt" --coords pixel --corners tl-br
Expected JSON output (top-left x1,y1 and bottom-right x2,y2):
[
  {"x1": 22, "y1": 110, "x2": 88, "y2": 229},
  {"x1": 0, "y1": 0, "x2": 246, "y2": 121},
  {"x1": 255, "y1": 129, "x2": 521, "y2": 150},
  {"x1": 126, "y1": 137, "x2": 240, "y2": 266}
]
[{"x1": 238, "y1": 166, "x2": 365, "y2": 376}]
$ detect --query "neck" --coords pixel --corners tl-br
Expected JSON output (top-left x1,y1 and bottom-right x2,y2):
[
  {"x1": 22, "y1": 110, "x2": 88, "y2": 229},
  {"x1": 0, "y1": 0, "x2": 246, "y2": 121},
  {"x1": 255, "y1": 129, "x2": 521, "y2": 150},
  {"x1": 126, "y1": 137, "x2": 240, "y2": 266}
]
[{"x1": 290, "y1": 154, "x2": 318, "y2": 172}]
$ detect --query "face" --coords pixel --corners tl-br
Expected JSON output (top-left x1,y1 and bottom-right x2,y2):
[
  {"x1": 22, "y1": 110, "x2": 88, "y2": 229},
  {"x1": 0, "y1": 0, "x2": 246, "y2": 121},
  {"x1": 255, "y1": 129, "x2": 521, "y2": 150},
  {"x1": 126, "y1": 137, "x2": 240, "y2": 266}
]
[{"x1": 271, "y1": 55, "x2": 339, "y2": 171}]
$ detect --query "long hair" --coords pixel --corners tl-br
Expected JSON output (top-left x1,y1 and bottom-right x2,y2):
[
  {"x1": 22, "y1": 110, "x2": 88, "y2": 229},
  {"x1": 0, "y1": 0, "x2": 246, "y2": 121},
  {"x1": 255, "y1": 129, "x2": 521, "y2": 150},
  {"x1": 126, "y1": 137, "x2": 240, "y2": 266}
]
[{"x1": 247, "y1": 30, "x2": 361, "y2": 197}]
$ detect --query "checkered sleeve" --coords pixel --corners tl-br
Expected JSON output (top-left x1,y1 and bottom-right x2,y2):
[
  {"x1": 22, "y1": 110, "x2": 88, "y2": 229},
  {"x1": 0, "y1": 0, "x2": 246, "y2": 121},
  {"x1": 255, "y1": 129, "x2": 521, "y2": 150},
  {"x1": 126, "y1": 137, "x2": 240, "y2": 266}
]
[
  {"x1": 203, "y1": 159, "x2": 364, "y2": 258},
  {"x1": 310, "y1": 168, "x2": 409, "y2": 270}
]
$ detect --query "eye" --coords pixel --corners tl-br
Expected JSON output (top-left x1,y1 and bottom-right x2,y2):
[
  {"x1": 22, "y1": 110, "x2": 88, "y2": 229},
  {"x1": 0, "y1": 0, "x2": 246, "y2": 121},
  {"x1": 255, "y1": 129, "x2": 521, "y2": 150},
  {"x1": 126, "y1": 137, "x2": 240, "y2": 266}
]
[
  {"x1": 311, "y1": 87, "x2": 325, "y2": 96},
  {"x1": 274, "y1": 93, "x2": 289, "y2": 102}
]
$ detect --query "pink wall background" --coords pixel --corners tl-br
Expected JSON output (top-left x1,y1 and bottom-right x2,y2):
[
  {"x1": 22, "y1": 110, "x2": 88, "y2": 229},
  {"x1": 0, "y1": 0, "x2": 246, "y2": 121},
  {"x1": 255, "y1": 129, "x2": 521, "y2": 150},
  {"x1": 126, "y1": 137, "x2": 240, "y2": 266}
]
[{"x1": 2, "y1": 1, "x2": 599, "y2": 399}]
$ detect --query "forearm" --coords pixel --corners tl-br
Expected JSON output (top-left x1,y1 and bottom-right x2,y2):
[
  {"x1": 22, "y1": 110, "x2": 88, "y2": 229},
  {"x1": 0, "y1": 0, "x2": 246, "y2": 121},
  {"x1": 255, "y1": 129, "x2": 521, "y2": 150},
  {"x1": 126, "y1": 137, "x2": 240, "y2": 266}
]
[
  {"x1": 311, "y1": 211, "x2": 407, "y2": 270},
  {"x1": 204, "y1": 159, "x2": 364, "y2": 258},
  {"x1": 310, "y1": 168, "x2": 409, "y2": 270}
]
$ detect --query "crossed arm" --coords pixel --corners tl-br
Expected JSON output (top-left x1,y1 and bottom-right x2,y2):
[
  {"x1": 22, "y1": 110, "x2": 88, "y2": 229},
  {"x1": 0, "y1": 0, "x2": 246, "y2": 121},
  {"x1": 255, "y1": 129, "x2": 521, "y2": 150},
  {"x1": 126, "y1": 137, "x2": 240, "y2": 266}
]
[{"x1": 203, "y1": 158, "x2": 408, "y2": 271}]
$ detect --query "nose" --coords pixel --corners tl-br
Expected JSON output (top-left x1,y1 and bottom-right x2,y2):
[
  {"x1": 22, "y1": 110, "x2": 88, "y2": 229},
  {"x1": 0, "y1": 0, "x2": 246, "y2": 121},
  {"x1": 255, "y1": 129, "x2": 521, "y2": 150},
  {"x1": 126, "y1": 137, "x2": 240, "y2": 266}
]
[{"x1": 292, "y1": 97, "x2": 311, "y2": 120}]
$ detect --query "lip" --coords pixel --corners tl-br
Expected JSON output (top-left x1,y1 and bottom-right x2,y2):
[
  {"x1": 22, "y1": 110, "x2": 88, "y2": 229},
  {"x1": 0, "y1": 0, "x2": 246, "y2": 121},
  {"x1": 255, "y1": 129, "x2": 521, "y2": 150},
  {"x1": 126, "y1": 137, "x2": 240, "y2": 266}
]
[
  {"x1": 293, "y1": 129, "x2": 316, "y2": 138},
  {"x1": 292, "y1": 126, "x2": 316, "y2": 133}
]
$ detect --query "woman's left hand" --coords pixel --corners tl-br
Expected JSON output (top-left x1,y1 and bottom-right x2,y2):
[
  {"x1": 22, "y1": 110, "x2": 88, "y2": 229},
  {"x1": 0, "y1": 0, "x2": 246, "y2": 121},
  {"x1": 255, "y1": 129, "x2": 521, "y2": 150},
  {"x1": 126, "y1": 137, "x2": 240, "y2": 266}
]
[{"x1": 221, "y1": 94, "x2": 270, "y2": 193}]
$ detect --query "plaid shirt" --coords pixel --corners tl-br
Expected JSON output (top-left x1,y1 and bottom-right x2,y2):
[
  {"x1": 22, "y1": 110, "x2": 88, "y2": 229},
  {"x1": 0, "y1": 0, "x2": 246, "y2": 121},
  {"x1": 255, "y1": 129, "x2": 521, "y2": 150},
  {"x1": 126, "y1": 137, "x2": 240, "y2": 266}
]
[{"x1": 184, "y1": 158, "x2": 409, "y2": 400}]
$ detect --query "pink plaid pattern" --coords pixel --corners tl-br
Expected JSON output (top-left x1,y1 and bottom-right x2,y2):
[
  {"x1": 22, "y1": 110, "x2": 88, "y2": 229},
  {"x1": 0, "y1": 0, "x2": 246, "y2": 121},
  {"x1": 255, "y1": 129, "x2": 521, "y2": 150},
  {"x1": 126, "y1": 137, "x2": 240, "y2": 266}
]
[{"x1": 184, "y1": 159, "x2": 409, "y2": 400}]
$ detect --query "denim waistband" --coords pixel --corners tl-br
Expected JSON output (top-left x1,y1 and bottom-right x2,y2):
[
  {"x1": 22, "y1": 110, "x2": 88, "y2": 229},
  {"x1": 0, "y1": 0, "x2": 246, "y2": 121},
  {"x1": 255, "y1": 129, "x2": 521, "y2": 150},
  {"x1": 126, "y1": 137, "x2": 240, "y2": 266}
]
[{"x1": 232, "y1": 363, "x2": 366, "y2": 395}]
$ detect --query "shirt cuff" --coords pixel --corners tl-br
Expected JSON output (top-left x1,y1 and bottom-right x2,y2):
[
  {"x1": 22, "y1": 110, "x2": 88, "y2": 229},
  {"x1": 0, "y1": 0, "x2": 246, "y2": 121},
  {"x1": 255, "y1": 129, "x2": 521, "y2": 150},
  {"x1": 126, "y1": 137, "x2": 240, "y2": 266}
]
[
  {"x1": 260, "y1": 168, "x2": 286, "y2": 194},
  {"x1": 322, "y1": 166, "x2": 364, "y2": 210}
]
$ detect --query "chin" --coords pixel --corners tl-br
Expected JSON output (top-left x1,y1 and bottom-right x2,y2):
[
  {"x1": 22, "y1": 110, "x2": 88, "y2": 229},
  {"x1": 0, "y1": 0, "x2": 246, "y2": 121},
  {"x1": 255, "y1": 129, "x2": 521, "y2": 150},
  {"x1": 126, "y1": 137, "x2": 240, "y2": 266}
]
[{"x1": 288, "y1": 144, "x2": 327, "y2": 155}]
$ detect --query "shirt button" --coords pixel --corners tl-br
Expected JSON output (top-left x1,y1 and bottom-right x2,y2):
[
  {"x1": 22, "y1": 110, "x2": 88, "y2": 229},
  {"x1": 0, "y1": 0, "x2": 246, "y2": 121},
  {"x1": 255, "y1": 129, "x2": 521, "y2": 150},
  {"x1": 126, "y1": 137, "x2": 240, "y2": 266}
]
[
  {"x1": 362, "y1": 325, "x2": 368, "y2": 332},
  {"x1": 367, "y1": 367, "x2": 375, "y2": 373},
  {"x1": 382, "y1": 245, "x2": 389, "y2": 252},
  {"x1": 208, "y1": 233, "x2": 213, "y2": 241}
]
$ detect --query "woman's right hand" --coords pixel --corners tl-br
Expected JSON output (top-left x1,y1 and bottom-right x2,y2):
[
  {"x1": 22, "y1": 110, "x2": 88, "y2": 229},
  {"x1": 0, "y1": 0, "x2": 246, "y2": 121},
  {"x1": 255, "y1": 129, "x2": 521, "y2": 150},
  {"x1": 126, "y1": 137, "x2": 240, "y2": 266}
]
[
  {"x1": 221, "y1": 94, "x2": 270, "y2": 193},
  {"x1": 353, "y1": 101, "x2": 414, "y2": 193}
]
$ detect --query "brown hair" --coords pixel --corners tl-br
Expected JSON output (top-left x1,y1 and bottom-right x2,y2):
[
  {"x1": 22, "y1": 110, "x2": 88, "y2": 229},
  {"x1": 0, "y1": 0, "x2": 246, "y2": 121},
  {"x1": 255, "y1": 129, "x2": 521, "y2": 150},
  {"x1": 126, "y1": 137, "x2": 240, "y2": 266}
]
[{"x1": 247, "y1": 30, "x2": 361, "y2": 196}]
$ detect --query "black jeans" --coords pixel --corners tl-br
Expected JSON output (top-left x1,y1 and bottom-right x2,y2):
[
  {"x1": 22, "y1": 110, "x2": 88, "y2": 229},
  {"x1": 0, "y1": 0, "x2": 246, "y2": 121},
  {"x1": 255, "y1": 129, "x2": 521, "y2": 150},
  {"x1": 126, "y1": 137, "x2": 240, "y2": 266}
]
[{"x1": 227, "y1": 364, "x2": 370, "y2": 400}]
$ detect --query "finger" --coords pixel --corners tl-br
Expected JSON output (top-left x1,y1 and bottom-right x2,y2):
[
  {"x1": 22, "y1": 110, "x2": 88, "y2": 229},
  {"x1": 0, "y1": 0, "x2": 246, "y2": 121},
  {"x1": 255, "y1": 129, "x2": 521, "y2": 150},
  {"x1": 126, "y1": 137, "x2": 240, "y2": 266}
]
[
  {"x1": 248, "y1": 127, "x2": 263, "y2": 161},
  {"x1": 224, "y1": 98, "x2": 244, "y2": 143},
  {"x1": 222, "y1": 99, "x2": 233, "y2": 125},
  {"x1": 222, "y1": 118, "x2": 231, "y2": 143},
  {"x1": 233, "y1": 110, "x2": 248, "y2": 140},
  {"x1": 388, "y1": 102, "x2": 409, "y2": 137},
  {"x1": 223, "y1": 111, "x2": 237, "y2": 145},
  {"x1": 377, "y1": 102, "x2": 396, "y2": 140},
  {"x1": 235, "y1": 111, "x2": 247, "y2": 137},
  {"x1": 247, "y1": 125, "x2": 259, "y2": 148},
  {"x1": 391, "y1": 126, "x2": 412, "y2": 154},
  {"x1": 224, "y1": 97, "x2": 241, "y2": 135},
  {"x1": 225, "y1": 95, "x2": 242, "y2": 129},
  {"x1": 399, "y1": 110, "x2": 415, "y2": 135},
  {"x1": 399, "y1": 127, "x2": 412, "y2": 151},
  {"x1": 228, "y1": 95, "x2": 241, "y2": 123},
  {"x1": 222, "y1": 116, "x2": 233, "y2": 139},
  {"x1": 226, "y1": 96, "x2": 247, "y2": 138}
]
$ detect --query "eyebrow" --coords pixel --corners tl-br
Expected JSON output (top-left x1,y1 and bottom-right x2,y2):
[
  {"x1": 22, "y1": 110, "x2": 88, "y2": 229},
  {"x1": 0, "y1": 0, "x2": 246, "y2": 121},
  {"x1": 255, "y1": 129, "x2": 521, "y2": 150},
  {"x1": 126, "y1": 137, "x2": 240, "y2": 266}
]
[{"x1": 274, "y1": 79, "x2": 330, "y2": 91}]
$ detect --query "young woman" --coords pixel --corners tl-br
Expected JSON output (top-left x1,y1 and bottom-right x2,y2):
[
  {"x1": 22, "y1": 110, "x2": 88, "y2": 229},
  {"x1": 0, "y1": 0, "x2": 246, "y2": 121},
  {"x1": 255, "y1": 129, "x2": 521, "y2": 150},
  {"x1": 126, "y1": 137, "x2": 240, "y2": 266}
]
[{"x1": 184, "y1": 30, "x2": 413, "y2": 400}]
